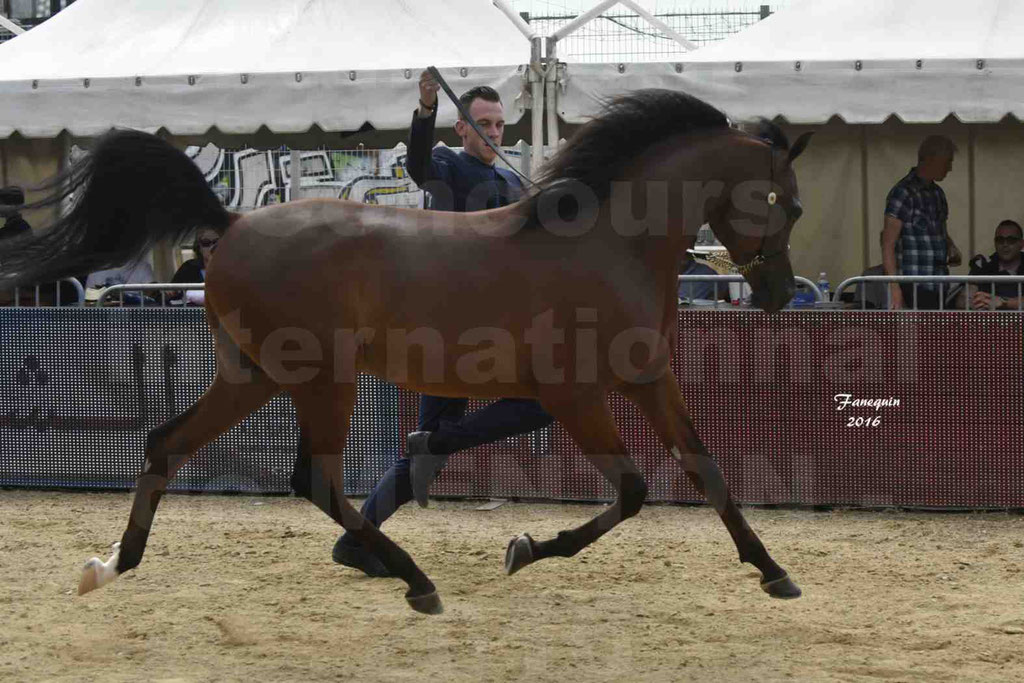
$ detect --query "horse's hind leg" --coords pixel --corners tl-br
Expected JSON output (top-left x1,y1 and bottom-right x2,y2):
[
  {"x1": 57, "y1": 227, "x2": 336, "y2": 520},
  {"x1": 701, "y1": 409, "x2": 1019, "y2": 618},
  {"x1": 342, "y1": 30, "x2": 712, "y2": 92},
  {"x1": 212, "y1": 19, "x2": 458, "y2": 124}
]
[
  {"x1": 619, "y1": 372, "x2": 800, "y2": 599},
  {"x1": 78, "y1": 342, "x2": 280, "y2": 595},
  {"x1": 287, "y1": 382, "x2": 442, "y2": 615},
  {"x1": 505, "y1": 393, "x2": 647, "y2": 574}
]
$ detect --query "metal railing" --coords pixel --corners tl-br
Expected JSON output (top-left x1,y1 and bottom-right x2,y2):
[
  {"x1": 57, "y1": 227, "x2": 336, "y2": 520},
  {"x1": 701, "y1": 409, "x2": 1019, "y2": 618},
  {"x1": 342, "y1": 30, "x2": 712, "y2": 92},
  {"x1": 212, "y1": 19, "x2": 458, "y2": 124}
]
[
  {"x1": 834, "y1": 275, "x2": 1024, "y2": 311},
  {"x1": 678, "y1": 275, "x2": 826, "y2": 308},
  {"x1": 4, "y1": 278, "x2": 85, "y2": 307},
  {"x1": 94, "y1": 283, "x2": 204, "y2": 307},
  {"x1": 93, "y1": 278, "x2": 830, "y2": 310},
  {"x1": 19, "y1": 275, "x2": 1024, "y2": 312}
]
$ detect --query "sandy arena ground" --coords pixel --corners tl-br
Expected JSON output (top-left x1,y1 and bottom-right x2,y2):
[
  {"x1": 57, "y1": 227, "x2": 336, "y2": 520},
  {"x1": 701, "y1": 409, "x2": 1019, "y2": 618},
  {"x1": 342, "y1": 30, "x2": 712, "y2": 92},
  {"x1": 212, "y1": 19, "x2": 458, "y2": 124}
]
[{"x1": 1, "y1": 490, "x2": 1023, "y2": 682}]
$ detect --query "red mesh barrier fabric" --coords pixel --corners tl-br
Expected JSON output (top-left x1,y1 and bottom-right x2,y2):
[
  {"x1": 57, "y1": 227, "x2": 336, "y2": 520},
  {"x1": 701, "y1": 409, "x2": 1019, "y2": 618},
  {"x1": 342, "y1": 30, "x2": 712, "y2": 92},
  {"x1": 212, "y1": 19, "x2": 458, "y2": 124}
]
[{"x1": 416, "y1": 311, "x2": 1024, "y2": 507}]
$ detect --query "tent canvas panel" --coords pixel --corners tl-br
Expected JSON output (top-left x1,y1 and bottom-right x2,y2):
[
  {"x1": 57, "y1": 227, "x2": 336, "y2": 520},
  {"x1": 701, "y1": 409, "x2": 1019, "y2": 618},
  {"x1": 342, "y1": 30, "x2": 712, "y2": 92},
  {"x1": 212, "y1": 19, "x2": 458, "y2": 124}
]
[
  {"x1": 0, "y1": 65, "x2": 528, "y2": 139},
  {"x1": 556, "y1": 61, "x2": 1024, "y2": 126},
  {"x1": 0, "y1": 0, "x2": 533, "y2": 139}
]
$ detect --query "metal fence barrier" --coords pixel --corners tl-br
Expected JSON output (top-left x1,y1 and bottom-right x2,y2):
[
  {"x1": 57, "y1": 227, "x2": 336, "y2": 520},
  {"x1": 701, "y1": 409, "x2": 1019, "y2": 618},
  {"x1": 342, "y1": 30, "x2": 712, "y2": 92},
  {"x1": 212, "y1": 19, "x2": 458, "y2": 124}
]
[
  {"x1": 677, "y1": 274, "x2": 826, "y2": 307},
  {"x1": 834, "y1": 275, "x2": 1024, "y2": 311},
  {"x1": 2, "y1": 278, "x2": 85, "y2": 307},
  {"x1": 94, "y1": 283, "x2": 205, "y2": 308},
  {"x1": 41, "y1": 275, "x2": 1024, "y2": 312},
  {"x1": 91, "y1": 277, "x2": 827, "y2": 309},
  {"x1": 2, "y1": 306, "x2": 1022, "y2": 508}
]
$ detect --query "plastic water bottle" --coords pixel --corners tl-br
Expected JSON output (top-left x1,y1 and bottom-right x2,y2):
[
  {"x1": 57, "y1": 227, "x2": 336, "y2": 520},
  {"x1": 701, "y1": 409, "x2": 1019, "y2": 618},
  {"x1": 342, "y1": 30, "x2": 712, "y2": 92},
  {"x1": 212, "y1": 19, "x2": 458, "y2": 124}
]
[{"x1": 817, "y1": 271, "x2": 831, "y2": 302}]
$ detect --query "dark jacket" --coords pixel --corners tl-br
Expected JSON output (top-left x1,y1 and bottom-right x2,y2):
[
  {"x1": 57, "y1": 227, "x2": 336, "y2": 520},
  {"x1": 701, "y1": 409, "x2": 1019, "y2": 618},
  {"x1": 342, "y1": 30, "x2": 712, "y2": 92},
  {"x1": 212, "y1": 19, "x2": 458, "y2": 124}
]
[
  {"x1": 168, "y1": 258, "x2": 205, "y2": 304},
  {"x1": 405, "y1": 109, "x2": 522, "y2": 212},
  {"x1": 0, "y1": 213, "x2": 31, "y2": 242},
  {"x1": 969, "y1": 252, "x2": 1024, "y2": 298},
  {"x1": 171, "y1": 258, "x2": 205, "y2": 284}
]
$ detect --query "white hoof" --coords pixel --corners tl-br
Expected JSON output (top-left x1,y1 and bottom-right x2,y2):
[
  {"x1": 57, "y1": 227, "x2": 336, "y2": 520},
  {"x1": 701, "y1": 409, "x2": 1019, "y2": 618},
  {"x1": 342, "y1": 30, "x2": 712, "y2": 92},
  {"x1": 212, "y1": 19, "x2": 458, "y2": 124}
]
[{"x1": 78, "y1": 542, "x2": 121, "y2": 596}]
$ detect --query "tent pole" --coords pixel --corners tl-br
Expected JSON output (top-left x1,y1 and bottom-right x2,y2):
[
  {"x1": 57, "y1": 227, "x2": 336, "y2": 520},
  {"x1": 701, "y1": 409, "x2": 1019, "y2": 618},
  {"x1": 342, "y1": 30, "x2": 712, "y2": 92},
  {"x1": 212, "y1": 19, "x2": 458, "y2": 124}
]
[
  {"x1": 861, "y1": 125, "x2": 870, "y2": 271},
  {"x1": 529, "y1": 36, "x2": 544, "y2": 179},
  {"x1": 551, "y1": 0, "x2": 618, "y2": 42},
  {"x1": 968, "y1": 126, "x2": 976, "y2": 259},
  {"x1": 289, "y1": 148, "x2": 302, "y2": 201},
  {"x1": 545, "y1": 37, "x2": 560, "y2": 151},
  {"x1": 491, "y1": 0, "x2": 536, "y2": 40},
  {"x1": 0, "y1": 12, "x2": 25, "y2": 35}
]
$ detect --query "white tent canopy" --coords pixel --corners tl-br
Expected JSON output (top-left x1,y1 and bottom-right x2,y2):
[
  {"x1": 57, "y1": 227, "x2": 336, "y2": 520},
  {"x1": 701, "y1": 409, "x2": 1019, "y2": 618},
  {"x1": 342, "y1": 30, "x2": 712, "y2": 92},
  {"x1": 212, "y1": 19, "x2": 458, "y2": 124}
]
[
  {"x1": 557, "y1": 0, "x2": 1024, "y2": 125},
  {"x1": 0, "y1": 0, "x2": 532, "y2": 138}
]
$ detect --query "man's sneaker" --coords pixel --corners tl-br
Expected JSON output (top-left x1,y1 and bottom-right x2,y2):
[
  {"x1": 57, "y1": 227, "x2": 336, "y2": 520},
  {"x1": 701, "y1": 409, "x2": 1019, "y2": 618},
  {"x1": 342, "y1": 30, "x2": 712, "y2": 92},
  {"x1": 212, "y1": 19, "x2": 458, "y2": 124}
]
[
  {"x1": 331, "y1": 538, "x2": 392, "y2": 578},
  {"x1": 407, "y1": 431, "x2": 449, "y2": 509}
]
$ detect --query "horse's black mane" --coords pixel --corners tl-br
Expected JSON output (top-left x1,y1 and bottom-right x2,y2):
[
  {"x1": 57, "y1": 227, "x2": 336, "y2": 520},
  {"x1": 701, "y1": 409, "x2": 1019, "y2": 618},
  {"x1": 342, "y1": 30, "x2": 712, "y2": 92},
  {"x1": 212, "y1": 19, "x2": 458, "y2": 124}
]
[{"x1": 524, "y1": 89, "x2": 730, "y2": 219}]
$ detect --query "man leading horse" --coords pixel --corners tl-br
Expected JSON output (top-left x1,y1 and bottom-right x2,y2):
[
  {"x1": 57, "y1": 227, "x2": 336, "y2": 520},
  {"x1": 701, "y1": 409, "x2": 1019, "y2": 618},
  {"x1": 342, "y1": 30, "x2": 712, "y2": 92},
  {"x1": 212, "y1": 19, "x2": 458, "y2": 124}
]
[{"x1": 328, "y1": 71, "x2": 555, "y2": 578}]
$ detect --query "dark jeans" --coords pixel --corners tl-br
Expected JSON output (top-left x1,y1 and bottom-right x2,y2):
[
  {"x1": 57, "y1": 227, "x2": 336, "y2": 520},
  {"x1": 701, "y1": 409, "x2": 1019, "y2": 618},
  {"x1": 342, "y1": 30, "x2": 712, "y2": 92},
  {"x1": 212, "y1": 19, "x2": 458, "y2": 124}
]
[
  {"x1": 339, "y1": 396, "x2": 553, "y2": 547},
  {"x1": 899, "y1": 284, "x2": 942, "y2": 310}
]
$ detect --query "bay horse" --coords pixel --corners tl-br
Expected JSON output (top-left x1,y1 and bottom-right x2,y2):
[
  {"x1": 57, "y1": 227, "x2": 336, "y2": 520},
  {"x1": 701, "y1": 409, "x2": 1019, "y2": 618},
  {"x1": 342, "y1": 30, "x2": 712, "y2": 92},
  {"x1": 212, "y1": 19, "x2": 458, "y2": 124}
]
[{"x1": 0, "y1": 90, "x2": 811, "y2": 615}]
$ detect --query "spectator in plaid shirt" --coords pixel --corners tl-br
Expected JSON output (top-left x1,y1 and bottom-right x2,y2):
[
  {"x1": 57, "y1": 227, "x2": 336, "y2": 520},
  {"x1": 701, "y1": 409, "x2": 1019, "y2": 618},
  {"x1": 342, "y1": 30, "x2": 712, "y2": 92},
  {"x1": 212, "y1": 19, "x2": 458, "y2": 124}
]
[{"x1": 882, "y1": 136, "x2": 962, "y2": 309}]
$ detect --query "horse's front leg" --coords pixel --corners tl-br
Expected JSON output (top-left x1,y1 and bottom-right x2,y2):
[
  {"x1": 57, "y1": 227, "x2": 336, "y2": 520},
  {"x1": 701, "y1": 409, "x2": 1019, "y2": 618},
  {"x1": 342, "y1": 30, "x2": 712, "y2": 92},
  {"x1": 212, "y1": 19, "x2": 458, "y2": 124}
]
[
  {"x1": 504, "y1": 393, "x2": 647, "y2": 574},
  {"x1": 288, "y1": 381, "x2": 442, "y2": 615},
  {"x1": 619, "y1": 373, "x2": 801, "y2": 599},
  {"x1": 78, "y1": 364, "x2": 280, "y2": 595}
]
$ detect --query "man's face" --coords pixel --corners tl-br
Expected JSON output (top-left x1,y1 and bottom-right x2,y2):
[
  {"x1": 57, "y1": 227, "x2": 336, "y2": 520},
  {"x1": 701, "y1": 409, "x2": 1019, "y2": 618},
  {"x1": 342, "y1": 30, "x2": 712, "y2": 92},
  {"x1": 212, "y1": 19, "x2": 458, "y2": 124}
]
[
  {"x1": 994, "y1": 224, "x2": 1023, "y2": 263},
  {"x1": 936, "y1": 154, "x2": 954, "y2": 180},
  {"x1": 921, "y1": 153, "x2": 954, "y2": 181},
  {"x1": 455, "y1": 97, "x2": 505, "y2": 164}
]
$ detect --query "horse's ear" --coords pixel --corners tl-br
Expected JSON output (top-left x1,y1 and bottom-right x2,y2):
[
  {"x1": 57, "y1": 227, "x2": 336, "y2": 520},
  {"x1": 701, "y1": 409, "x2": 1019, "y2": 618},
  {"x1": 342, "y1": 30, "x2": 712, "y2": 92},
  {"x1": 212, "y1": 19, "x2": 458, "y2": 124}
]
[{"x1": 787, "y1": 132, "x2": 814, "y2": 164}]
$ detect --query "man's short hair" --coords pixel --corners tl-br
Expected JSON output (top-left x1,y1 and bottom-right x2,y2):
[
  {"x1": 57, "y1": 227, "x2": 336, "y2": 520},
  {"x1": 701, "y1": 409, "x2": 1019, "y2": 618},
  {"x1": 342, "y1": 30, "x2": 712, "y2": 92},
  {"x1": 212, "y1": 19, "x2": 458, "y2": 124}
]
[
  {"x1": 996, "y1": 219, "x2": 1023, "y2": 239},
  {"x1": 458, "y1": 86, "x2": 502, "y2": 120},
  {"x1": 0, "y1": 186, "x2": 25, "y2": 206},
  {"x1": 917, "y1": 135, "x2": 957, "y2": 161}
]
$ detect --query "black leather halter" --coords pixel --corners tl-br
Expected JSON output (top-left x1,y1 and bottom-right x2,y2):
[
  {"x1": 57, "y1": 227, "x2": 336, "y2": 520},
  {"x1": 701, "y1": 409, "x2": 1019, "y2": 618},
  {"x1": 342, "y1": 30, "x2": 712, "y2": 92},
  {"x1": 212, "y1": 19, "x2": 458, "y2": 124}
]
[{"x1": 687, "y1": 136, "x2": 787, "y2": 276}]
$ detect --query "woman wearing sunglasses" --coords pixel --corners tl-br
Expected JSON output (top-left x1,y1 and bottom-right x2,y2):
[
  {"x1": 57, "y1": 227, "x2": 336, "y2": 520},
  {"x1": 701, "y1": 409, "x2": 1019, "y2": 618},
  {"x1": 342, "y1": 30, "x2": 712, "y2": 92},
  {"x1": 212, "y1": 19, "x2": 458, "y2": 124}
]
[{"x1": 170, "y1": 228, "x2": 219, "y2": 305}]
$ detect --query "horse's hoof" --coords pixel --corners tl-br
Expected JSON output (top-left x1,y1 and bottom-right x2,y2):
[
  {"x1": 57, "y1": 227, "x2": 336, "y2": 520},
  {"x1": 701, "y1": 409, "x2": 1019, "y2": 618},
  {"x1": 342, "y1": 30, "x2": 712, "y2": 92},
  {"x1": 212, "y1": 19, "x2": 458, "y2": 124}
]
[
  {"x1": 77, "y1": 543, "x2": 121, "y2": 596},
  {"x1": 760, "y1": 573, "x2": 802, "y2": 599},
  {"x1": 504, "y1": 533, "x2": 535, "y2": 576},
  {"x1": 406, "y1": 590, "x2": 444, "y2": 615}
]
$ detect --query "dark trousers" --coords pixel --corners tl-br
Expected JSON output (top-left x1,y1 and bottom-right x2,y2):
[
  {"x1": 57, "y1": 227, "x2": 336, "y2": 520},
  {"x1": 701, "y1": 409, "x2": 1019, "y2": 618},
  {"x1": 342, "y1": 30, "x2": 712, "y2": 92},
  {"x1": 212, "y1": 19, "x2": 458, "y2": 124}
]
[
  {"x1": 339, "y1": 396, "x2": 553, "y2": 547},
  {"x1": 899, "y1": 284, "x2": 942, "y2": 310}
]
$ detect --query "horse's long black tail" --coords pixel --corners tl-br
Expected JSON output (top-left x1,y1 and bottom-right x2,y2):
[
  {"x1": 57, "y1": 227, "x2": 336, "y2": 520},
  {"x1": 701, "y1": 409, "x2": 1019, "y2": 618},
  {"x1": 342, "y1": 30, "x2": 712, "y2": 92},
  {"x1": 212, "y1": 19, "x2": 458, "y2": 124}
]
[{"x1": 0, "y1": 129, "x2": 229, "y2": 288}]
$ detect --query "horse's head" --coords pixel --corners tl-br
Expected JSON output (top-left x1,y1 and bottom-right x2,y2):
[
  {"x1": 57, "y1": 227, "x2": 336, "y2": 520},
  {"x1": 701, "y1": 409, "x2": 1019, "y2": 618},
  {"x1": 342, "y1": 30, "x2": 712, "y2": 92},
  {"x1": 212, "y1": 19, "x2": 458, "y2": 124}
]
[{"x1": 707, "y1": 124, "x2": 813, "y2": 314}]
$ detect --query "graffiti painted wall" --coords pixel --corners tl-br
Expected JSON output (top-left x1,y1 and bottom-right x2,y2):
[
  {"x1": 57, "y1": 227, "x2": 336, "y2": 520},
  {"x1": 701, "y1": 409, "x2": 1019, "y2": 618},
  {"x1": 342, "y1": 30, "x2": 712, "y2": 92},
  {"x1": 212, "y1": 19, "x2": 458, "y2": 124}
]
[{"x1": 184, "y1": 144, "x2": 527, "y2": 211}]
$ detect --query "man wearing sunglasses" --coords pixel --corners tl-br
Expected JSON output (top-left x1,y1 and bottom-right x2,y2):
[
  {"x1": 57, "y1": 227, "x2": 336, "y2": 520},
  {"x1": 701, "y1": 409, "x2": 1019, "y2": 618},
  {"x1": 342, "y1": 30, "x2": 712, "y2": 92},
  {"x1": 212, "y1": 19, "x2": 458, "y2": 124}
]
[{"x1": 966, "y1": 220, "x2": 1024, "y2": 310}]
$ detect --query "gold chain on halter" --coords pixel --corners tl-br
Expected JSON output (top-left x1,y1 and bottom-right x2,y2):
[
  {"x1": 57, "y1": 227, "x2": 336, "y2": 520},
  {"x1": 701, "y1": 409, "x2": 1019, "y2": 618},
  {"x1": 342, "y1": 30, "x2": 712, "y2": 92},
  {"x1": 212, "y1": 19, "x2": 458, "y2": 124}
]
[{"x1": 688, "y1": 250, "x2": 766, "y2": 276}]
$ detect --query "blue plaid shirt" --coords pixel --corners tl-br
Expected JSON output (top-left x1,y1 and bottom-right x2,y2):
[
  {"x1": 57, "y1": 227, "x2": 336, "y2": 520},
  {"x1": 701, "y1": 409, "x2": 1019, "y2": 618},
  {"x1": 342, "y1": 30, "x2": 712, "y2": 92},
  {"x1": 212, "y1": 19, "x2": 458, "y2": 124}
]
[{"x1": 885, "y1": 168, "x2": 949, "y2": 289}]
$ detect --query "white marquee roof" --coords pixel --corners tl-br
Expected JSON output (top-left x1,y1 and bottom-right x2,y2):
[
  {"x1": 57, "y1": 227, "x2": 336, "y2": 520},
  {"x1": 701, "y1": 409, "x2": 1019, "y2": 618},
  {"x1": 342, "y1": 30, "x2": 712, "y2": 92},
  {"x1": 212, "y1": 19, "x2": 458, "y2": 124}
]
[
  {"x1": 558, "y1": 0, "x2": 1024, "y2": 125},
  {"x1": 0, "y1": 0, "x2": 532, "y2": 138}
]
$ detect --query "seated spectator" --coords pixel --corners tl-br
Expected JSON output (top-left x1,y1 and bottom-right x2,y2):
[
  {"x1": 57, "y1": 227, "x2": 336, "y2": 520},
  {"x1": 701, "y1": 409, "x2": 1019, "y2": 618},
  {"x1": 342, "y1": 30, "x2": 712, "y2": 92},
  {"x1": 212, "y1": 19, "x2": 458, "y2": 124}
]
[
  {"x1": 855, "y1": 232, "x2": 889, "y2": 309},
  {"x1": 0, "y1": 187, "x2": 83, "y2": 305},
  {"x1": 0, "y1": 185, "x2": 31, "y2": 242},
  {"x1": 678, "y1": 253, "x2": 724, "y2": 303},
  {"x1": 966, "y1": 219, "x2": 1024, "y2": 310},
  {"x1": 86, "y1": 259, "x2": 156, "y2": 305},
  {"x1": 170, "y1": 227, "x2": 218, "y2": 306}
]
